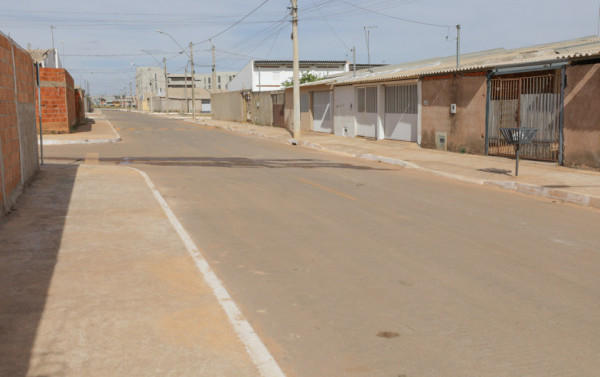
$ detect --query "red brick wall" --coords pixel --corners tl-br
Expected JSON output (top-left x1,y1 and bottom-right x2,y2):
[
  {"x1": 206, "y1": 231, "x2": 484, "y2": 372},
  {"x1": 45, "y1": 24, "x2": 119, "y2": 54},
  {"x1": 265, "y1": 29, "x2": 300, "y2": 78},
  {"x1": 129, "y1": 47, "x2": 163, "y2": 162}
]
[
  {"x1": 0, "y1": 32, "x2": 37, "y2": 215},
  {"x1": 36, "y1": 68, "x2": 77, "y2": 133},
  {"x1": 0, "y1": 35, "x2": 21, "y2": 205}
]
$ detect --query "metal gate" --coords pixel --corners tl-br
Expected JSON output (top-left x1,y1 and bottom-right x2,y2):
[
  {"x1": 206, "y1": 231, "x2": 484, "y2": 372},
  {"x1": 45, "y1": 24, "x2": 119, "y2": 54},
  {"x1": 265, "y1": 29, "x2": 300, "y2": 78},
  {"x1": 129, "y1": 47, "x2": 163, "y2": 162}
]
[
  {"x1": 487, "y1": 74, "x2": 561, "y2": 161},
  {"x1": 312, "y1": 91, "x2": 333, "y2": 133},
  {"x1": 272, "y1": 93, "x2": 285, "y2": 128}
]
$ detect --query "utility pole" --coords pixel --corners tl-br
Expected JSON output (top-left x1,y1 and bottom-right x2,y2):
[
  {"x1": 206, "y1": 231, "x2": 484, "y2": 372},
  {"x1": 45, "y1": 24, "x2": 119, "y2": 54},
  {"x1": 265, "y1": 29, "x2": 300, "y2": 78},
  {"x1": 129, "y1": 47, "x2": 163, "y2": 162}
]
[
  {"x1": 60, "y1": 40, "x2": 65, "y2": 68},
  {"x1": 163, "y1": 57, "x2": 169, "y2": 113},
  {"x1": 184, "y1": 64, "x2": 189, "y2": 114},
  {"x1": 456, "y1": 24, "x2": 461, "y2": 69},
  {"x1": 291, "y1": 0, "x2": 301, "y2": 139},
  {"x1": 190, "y1": 42, "x2": 196, "y2": 120},
  {"x1": 211, "y1": 43, "x2": 217, "y2": 91},
  {"x1": 129, "y1": 82, "x2": 133, "y2": 111},
  {"x1": 35, "y1": 63, "x2": 44, "y2": 165},
  {"x1": 364, "y1": 26, "x2": 377, "y2": 68},
  {"x1": 50, "y1": 26, "x2": 58, "y2": 68},
  {"x1": 352, "y1": 46, "x2": 356, "y2": 78}
]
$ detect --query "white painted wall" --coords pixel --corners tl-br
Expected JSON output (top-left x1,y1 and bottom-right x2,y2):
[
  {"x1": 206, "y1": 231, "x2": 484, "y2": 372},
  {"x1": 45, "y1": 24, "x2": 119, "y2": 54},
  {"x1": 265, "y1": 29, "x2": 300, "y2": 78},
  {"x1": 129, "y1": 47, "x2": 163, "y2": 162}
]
[
  {"x1": 377, "y1": 85, "x2": 385, "y2": 140},
  {"x1": 333, "y1": 86, "x2": 356, "y2": 137},
  {"x1": 231, "y1": 60, "x2": 348, "y2": 92},
  {"x1": 227, "y1": 61, "x2": 253, "y2": 91}
]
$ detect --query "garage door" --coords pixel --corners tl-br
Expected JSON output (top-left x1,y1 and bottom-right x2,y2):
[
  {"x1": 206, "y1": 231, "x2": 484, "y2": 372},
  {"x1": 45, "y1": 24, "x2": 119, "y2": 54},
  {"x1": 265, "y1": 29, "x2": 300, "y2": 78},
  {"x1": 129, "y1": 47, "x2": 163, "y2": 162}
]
[
  {"x1": 384, "y1": 84, "x2": 418, "y2": 142},
  {"x1": 313, "y1": 91, "x2": 333, "y2": 133}
]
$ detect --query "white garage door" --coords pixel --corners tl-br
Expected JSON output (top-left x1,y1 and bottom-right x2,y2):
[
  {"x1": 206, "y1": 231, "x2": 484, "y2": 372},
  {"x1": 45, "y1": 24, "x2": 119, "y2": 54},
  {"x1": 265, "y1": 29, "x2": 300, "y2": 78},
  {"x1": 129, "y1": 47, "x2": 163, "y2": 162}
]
[
  {"x1": 312, "y1": 91, "x2": 333, "y2": 133},
  {"x1": 384, "y1": 84, "x2": 418, "y2": 142}
]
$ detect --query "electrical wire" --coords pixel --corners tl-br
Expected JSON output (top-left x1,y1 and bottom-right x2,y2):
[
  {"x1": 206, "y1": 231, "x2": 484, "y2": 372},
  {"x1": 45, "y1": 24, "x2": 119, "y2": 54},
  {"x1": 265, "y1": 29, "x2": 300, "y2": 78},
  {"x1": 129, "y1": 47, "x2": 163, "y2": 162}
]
[
  {"x1": 192, "y1": 0, "x2": 273, "y2": 47},
  {"x1": 310, "y1": 0, "x2": 351, "y2": 51},
  {"x1": 340, "y1": 0, "x2": 451, "y2": 28}
]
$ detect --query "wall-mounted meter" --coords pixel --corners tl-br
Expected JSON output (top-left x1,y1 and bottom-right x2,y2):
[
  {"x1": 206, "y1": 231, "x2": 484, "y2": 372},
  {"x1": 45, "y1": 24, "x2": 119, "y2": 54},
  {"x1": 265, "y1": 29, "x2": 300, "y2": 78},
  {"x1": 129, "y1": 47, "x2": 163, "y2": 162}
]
[{"x1": 450, "y1": 103, "x2": 457, "y2": 114}]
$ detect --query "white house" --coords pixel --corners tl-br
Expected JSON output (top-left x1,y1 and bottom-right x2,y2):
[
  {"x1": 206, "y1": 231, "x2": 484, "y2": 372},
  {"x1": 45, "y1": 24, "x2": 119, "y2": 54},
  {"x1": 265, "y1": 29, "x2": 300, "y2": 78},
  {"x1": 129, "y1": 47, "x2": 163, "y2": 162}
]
[{"x1": 227, "y1": 60, "x2": 351, "y2": 92}]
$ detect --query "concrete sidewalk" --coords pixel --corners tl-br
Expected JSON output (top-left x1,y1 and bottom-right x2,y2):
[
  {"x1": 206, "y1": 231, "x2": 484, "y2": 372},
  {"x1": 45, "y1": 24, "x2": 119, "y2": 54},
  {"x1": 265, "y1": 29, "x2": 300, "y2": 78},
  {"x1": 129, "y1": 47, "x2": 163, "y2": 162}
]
[
  {"x1": 0, "y1": 163, "x2": 271, "y2": 376},
  {"x1": 168, "y1": 115, "x2": 600, "y2": 210},
  {"x1": 41, "y1": 111, "x2": 121, "y2": 145}
]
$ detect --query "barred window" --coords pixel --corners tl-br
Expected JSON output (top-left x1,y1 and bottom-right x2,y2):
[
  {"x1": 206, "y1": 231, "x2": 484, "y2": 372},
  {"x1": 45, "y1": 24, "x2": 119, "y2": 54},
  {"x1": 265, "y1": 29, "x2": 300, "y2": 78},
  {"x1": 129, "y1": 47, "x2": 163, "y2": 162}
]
[
  {"x1": 385, "y1": 85, "x2": 417, "y2": 114},
  {"x1": 356, "y1": 87, "x2": 366, "y2": 113},
  {"x1": 366, "y1": 87, "x2": 377, "y2": 113}
]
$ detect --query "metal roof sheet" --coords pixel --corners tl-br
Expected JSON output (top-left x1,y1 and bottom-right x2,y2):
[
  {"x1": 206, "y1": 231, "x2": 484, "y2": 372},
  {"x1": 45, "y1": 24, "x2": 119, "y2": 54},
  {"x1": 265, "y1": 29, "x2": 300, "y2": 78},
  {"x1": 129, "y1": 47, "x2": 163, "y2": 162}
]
[
  {"x1": 303, "y1": 36, "x2": 600, "y2": 87},
  {"x1": 255, "y1": 60, "x2": 348, "y2": 65}
]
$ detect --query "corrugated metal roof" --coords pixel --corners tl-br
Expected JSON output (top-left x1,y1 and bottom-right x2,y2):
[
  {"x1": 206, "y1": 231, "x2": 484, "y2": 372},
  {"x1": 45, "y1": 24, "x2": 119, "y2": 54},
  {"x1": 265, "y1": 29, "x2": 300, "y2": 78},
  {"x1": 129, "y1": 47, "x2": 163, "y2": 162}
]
[
  {"x1": 303, "y1": 36, "x2": 600, "y2": 87},
  {"x1": 255, "y1": 60, "x2": 348, "y2": 67}
]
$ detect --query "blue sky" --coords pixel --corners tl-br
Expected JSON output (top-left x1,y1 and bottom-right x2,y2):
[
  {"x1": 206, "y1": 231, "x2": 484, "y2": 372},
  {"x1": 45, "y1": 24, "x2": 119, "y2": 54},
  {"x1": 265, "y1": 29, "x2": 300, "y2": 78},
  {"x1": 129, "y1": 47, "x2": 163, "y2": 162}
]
[{"x1": 2, "y1": 0, "x2": 599, "y2": 95}]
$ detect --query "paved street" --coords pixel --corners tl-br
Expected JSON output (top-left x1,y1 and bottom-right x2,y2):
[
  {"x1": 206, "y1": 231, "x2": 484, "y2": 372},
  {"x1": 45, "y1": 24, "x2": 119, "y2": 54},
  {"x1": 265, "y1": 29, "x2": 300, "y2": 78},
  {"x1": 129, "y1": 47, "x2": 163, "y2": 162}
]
[{"x1": 29, "y1": 110, "x2": 600, "y2": 376}]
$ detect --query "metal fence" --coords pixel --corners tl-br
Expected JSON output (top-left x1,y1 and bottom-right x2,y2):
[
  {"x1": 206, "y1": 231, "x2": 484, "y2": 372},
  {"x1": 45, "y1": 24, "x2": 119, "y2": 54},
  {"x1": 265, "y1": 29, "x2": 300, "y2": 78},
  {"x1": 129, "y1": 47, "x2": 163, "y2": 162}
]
[{"x1": 487, "y1": 74, "x2": 561, "y2": 161}]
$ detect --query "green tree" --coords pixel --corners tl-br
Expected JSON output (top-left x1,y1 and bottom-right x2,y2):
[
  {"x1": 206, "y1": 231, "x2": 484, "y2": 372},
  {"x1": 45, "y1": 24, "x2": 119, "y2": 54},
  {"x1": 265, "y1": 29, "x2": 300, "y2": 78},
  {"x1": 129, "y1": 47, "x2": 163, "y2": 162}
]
[{"x1": 281, "y1": 71, "x2": 322, "y2": 87}]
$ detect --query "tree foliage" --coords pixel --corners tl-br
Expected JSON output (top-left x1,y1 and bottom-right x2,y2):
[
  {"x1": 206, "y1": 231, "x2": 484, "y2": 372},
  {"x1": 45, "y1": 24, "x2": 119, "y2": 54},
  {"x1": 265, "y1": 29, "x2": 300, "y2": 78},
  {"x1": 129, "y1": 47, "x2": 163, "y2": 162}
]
[{"x1": 281, "y1": 71, "x2": 322, "y2": 87}]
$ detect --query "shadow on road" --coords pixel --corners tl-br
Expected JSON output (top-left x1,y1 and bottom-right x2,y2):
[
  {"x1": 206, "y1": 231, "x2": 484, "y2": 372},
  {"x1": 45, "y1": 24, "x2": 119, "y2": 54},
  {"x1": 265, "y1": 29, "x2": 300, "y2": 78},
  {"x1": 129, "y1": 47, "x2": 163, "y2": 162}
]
[
  {"x1": 0, "y1": 164, "x2": 78, "y2": 377},
  {"x1": 477, "y1": 168, "x2": 512, "y2": 176},
  {"x1": 96, "y1": 156, "x2": 392, "y2": 170}
]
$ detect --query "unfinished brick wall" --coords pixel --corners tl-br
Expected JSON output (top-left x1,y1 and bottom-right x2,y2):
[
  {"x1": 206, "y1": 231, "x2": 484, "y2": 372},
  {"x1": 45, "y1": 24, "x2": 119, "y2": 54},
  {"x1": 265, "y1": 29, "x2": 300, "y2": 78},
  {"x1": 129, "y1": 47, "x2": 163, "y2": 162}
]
[
  {"x1": 36, "y1": 67, "x2": 77, "y2": 133},
  {"x1": 0, "y1": 32, "x2": 38, "y2": 216}
]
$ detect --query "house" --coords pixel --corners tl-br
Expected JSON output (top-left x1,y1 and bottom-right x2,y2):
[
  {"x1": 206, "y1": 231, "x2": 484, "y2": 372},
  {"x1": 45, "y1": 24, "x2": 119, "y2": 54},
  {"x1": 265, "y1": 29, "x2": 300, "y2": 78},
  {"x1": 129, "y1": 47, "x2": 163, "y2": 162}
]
[
  {"x1": 288, "y1": 36, "x2": 600, "y2": 170},
  {"x1": 227, "y1": 60, "x2": 355, "y2": 92}
]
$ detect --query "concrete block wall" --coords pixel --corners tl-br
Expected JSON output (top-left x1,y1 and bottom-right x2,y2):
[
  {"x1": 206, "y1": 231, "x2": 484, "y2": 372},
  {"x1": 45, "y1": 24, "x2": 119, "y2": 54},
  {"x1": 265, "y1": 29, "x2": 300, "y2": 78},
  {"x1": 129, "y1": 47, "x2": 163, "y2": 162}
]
[
  {"x1": 211, "y1": 91, "x2": 246, "y2": 122},
  {"x1": 36, "y1": 68, "x2": 77, "y2": 133},
  {"x1": 0, "y1": 32, "x2": 38, "y2": 216}
]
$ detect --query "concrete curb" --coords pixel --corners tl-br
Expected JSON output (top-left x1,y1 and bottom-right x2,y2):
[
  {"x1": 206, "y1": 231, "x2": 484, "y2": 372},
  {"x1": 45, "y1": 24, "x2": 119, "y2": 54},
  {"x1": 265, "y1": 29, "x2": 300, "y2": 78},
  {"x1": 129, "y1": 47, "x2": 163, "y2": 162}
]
[
  {"x1": 42, "y1": 119, "x2": 122, "y2": 146},
  {"x1": 42, "y1": 137, "x2": 121, "y2": 146},
  {"x1": 484, "y1": 180, "x2": 600, "y2": 209},
  {"x1": 290, "y1": 137, "x2": 600, "y2": 210},
  {"x1": 182, "y1": 119, "x2": 600, "y2": 210}
]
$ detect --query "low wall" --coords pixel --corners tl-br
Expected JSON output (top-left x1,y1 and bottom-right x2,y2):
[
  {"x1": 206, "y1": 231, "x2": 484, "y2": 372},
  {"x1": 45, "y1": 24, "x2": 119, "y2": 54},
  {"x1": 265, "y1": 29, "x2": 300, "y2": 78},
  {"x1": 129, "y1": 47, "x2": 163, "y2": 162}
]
[
  {"x1": 0, "y1": 32, "x2": 38, "y2": 216},
  {"x1": 420, "y1": 74, "x2": 487, "y2": 154},
  {"x1": 563, "y1": 62, "x2": 600, "y2": 170},
  {"x1": 249, "y1": 91, "x2": 273, "y2": 126},
  {"x1": 211, "y1": 91, "x2": 246, "y2": 122}
]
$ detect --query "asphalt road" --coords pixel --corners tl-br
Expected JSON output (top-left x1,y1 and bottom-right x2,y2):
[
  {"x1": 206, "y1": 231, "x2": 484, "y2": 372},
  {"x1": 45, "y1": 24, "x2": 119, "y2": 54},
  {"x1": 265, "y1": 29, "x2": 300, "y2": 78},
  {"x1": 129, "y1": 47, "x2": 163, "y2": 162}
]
[{"x1": 46, "y1": 110, "x2": 600, "y2": 377}]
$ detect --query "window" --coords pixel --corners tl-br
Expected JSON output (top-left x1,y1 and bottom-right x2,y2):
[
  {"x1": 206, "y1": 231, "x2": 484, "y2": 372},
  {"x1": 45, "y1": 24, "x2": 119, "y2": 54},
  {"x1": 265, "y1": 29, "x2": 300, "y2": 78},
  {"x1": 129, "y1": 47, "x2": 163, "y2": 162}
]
[
  {"x1": 356, "y1": 87, "x2": 377, "y2": 113},
  {"x1": 385, "y1": 85, "x2": 417, "y2": 114},
  {"x1": 366, "y1": 87, "x2": 377, "y2": 113},
  {"x1": 357, "y1": 88, "x2": 365, "y2": 113}
]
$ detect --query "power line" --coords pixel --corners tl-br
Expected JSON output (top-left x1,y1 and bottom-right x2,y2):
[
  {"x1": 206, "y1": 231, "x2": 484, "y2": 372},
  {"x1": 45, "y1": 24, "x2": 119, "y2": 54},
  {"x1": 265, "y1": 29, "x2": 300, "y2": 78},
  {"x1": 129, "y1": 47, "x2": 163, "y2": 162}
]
[
  {"x1": 311, "y1": 0, "x2": 350, "y2": 51},
  {"x1": 340, "y1": 0, "x2": 451, "y2": 28},
  {"x1": 192, "y1": 0, "x2": 273, "y2": 47}
]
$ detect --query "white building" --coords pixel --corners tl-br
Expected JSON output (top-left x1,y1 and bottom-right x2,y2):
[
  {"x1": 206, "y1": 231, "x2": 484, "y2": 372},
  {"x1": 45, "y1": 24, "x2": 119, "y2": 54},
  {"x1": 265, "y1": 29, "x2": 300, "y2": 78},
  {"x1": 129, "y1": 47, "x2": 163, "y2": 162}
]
[
  {"x1": 168, "y1": 72, "x2": 237, "y2": 91},
  {"x1": 134, "y1": 67, "x2": 165, "y2": 100},
  {"x1": 227, "y1": 60, "x2": 352, "y2": 92}
]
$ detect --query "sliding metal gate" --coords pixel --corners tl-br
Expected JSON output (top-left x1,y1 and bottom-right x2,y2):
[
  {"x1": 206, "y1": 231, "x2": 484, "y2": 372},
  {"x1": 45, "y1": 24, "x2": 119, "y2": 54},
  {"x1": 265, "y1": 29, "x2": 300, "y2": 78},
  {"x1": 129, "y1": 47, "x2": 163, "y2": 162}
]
[{"x1": 487, "y1": 74, "x2": 561, "y2": 161}]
